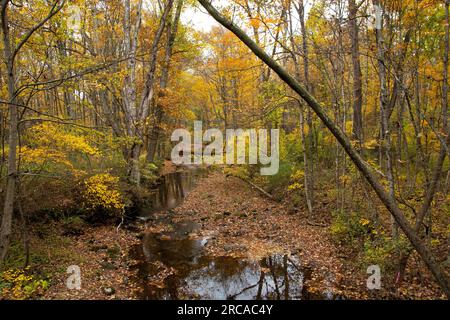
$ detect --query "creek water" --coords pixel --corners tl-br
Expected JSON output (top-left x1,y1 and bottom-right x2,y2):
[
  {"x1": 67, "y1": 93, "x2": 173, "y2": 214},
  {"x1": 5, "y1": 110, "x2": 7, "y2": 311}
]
[
  {"x1": 144, "y1": 167, "x2": 203, "y2": 213},
  {"x1": 130, "y1": 168, "x2": 338, "y2": 300}
]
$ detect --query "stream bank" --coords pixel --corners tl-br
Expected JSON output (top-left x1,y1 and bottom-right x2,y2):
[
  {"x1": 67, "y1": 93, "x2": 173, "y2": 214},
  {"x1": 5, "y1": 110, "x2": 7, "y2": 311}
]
[
  {"x1": 32, "y1": 166, "x2": 444, "y2": 300},
  {"x1": 129, "y1": 168, "x2": 348, "y2": 300}
]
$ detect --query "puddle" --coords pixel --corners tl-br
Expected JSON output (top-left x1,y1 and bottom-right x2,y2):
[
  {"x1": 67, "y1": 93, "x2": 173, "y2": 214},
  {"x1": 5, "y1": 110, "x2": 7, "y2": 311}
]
[
  {"x1": 181, "y1": 255, "x2": 309, "y2": 300},
  {"x1": 130, "y1": 220, "x2": 339, "y2": 300},
  {"x1": 140, "y1": 221, "x2": 204, "y2": 267},
  {"x1": 131, "y1": 167, "x2": 340, "y2": 300},
  {"x1": 140, "y1": 167, "x2": 204, "y2": 216}
]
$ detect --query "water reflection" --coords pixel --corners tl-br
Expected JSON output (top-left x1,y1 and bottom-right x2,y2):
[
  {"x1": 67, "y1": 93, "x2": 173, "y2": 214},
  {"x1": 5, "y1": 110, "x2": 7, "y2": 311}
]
[
  {"x1": 131, "y1": 168, "x2": 338, "y2": 300},
  {"x1": 131, "y1": 220, "x2": 326, "y2": 300},
  {"x1": 145, "y1": 168, "x2": 203, "y2": 214},
  {"x1": 183, "y1": 255, "x2": 308, "y2": 300},
  {"x1": 141, "y1": 221, "x2": 203, "y2": 266}
]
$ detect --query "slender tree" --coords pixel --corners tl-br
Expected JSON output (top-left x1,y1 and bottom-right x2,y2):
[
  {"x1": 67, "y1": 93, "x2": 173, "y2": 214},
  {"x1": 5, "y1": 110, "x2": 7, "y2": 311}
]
[{"x1": 0, "y1": 0, "x2": 65, "y2": 266}]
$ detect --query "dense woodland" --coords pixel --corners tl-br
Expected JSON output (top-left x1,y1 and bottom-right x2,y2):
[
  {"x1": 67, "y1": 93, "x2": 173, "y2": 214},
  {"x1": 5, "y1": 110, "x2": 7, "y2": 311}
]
[{"x1": 0, "y1": 0, "x2": 449, "y2": 300}]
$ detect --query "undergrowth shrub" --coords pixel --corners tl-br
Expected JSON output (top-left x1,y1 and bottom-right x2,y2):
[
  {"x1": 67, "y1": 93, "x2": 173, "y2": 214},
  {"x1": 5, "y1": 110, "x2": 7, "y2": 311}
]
[
  {"x1": 265, "y1": 129, "x2": 304, "y2": 197},
  {"x1": 139, "y1": 157, "x2": 159, "y2": 185},
  {"x1": 223, "y1": 166, "x2": 249, "y2": 179},
  {"x1": 81, "y1": 173, "x2": 125, "y2": 217},
  {"x1": 0, "y1": 267, "x2": 49, "y2": 300},
  {"x1": 61, "y1": 216, "x2": 86, "y2": 236},
  {"x1": 363, "y1": 235, "x2": 410, "y2": 273},
  {"x1": 330, "y1": 210, "x2": 371, "y2": 244}
]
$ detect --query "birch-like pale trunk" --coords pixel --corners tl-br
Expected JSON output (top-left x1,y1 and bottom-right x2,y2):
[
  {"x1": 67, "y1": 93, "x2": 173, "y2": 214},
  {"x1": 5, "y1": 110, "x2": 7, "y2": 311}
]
[
  {"x1": 348, "y1": 0, "x2": 363, "y2": 143},
  {"x1": 128, "y1": 0, "x2": 174, "y2": 185}
]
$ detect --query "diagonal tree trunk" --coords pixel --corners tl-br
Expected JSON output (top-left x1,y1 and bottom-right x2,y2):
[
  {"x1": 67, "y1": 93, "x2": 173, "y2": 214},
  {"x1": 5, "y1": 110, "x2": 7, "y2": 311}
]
[
  {"x1": 397, "y1": 0, "x2": 450, "y2": 282},
  {"x1": 197, "y1": 0, "x2": 450, "y2": 297}
]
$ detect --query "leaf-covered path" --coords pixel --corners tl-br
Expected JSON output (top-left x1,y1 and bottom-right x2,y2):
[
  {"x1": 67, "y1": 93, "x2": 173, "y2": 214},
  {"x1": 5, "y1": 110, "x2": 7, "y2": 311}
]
[{"x1": 162, "y1": 171, "x2": 358, "y2": 298}]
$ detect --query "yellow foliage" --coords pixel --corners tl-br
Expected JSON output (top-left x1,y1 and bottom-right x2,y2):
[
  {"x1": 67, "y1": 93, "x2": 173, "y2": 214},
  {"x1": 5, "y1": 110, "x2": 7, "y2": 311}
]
[
  {"x1": 363, "y1": 139, "x2": 379, "y2": 150},
  {"x1": 20, "y1": 146, "x2": 73, "y2": 169},
  {"x1": 290, "y1": 169, "x2": 305, "y2": 181},
  {"x1": 288, "y1": 170, "x2": 305, "y2": 191},
  {"x1": 19, "y1": 123, "x2": 101, "y2": 174},
  {"x1": 223, "y1": 166, "x2": 249, "y2": 180},
  {"x1": 249, "y1": 18, "x2": 260, "y2": 29},
  {"x1": 0, "y1": 267, "x2": 48, "y2": 300},
  {"x1": 82, "y1": 173, "x2": 124, "y2": 211},
  {"x1": 288, "y1": 182, "x2": 303, "y2": 191},
  {"x1": 29, "y1": 123, "x2": 100, "y2": 156},
  {"x1": 345, "y1": 120, "x2": 353, "y2": 134},
  {"x1": 339, "y1": 174, "x2": 352, "y2": 184}
]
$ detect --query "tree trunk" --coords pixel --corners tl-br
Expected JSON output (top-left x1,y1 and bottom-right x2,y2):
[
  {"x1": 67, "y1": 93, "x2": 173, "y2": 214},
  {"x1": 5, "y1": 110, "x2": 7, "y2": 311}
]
[
  {"x1": 348, "y1": 0, "x2": 363, "y2": 143},
  {"x1": 197, "y1": 0, "x2": 450, "y2": 297},
  {"x1": 373, "y1": 0, "x2": 398, "y2": 238},
  {"x1": 0, "y1": 0, "x2": 18, "y2": 265},
  {"x1": 298, "y1": 0, "x2": 314, "y2": 214},
  {"x1": 147, "y1": 0, "x2": 183, "y2": 163},
  {"x1": 122, "y1": 0, "x2": 143, "y2": 183},
  {"x1": 129, "y1": 0, "x2": 174, "y2": 184},
  {"x1": 289, "y1": 0, "x2": 314, "y2": 216},
  {"x1": 444, "y1": 0, "x2": 449, "y2": 267}
]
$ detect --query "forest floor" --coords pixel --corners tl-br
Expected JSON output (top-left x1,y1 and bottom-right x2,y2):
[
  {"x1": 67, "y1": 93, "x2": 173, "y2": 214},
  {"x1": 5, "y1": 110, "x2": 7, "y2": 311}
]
[
  {"x1": 40, "y1": 224, "x2": 143, "y2": 299},
  {"x1": 164, "y1": 171, "x2": 445, "y2": 299},
  {"x1": 15, "y1": 170, "x2": 444, "y2": 300}
]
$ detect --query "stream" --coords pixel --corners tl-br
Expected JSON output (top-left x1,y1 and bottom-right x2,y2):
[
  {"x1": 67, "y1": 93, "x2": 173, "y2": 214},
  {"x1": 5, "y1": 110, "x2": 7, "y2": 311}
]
[{"x1": 130, "y1": 167, "x2": 339, "y2": 300}]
